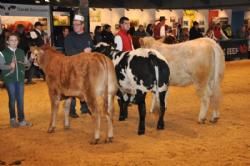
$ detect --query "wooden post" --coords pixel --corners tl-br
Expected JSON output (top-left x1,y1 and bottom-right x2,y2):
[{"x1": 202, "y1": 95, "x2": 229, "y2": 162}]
[{"x1": 79, "y1": 0, "x2": 90, "y2": 33}]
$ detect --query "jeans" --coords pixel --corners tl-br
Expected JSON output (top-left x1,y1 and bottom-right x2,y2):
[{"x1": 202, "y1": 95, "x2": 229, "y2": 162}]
[
  {"x1": 70, "y1": 97, "x2": 89, "y2": 114},
  {"x1": 5, "y1": 82, "x2": 25, "y2": 122}
]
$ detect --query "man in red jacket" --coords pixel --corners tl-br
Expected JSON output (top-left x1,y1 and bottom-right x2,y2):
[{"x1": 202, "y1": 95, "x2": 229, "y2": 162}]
[
  {"x1": 114, "y1": 17, "x2": 134, "y2": 51},
  {"x1": 153, "y1": 16, "x2": 167, "y2": 39}
]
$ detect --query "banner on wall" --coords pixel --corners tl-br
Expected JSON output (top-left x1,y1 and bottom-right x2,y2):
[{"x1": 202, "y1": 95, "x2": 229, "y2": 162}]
[
  {"x1": 0, "y1": 3, "x2": 50, "y2": 17},
  {"x1": 0, "y1": 3, "x2": 51, "y2": 35},
  {"x1": 220, "y1": 39, "x2": 249, "y2": 61}
]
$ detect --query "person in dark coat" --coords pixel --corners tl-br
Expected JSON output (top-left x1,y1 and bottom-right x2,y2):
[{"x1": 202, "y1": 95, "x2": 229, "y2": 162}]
[
  {"x1": 15, "y1": 24, "x2": 29, "y2": 54},
  {"x1": 93, "y1": 26, "x2": 102, "y2": 45},
  {"x1": 189, "y1": 21, "x2": 203, "y2": 40},
  {"x1": 26, "y1": 21, "x2": 46, "y2": 84},
  {"x1": 146, "y1": 24, "x2": 153, "y2": 36},
  {"x1": 134, "y1": 25, "x2": 147, "y2": 37},
  {"x1": 64, "y1": 14, "x2": 93, "y2": 118},
  {"x1": 101, "y1": 24, "x2": 114, "y2": 44}
]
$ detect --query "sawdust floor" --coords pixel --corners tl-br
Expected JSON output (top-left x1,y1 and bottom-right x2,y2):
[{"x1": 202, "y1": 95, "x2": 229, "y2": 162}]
[{"x1": 0, "y1": 60, "x2": 250, "y2": 166}]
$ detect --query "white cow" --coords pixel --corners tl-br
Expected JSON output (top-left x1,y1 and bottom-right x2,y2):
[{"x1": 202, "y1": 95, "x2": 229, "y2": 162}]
[{"x1": 140, "y1": 37, "x2": 225, "y2": 123}]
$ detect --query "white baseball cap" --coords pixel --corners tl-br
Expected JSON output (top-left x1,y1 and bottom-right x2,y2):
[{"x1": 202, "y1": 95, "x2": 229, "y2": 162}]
[{"x1": 74, "y1": 14, "x2": 84, "y2": 22}]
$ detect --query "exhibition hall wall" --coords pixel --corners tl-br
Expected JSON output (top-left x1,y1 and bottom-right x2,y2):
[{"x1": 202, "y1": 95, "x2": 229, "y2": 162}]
[{"x1": 89, "y1": 8, "x2": 233, "y2": 34}]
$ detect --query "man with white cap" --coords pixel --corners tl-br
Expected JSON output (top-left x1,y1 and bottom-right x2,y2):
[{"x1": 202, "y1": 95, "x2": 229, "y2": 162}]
[{"x1": 64, "y1": 14, "x2": 93, "y2": 118}]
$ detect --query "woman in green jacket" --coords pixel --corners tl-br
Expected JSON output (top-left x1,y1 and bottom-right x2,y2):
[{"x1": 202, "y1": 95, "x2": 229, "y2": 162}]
[{"x1": 0, "y1": 33, "x2": 32, "y2": 128}]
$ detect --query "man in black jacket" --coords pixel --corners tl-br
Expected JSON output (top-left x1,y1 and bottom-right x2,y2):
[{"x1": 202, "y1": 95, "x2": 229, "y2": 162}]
[
  {"x1": 30, "y1": 22, "x2": 45, "y2": 47},
  {"x1": 64, "y1": 14, "x2": 93, "y2": 118},
  {"x1": 26, "y1": 21, "x2": 45, "y2": 84},
  {"x1": 189, "y1": 21, "x2": 203, "y2": 40}
]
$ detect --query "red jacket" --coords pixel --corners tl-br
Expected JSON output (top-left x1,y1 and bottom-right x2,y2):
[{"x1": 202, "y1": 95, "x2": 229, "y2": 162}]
[
  {"x1": 153, "y1": 23, "x2": 162, "y2": 39},
  {"x1": 117, "y1": 29, "x2": 133, "y2": 51},
  {"x1": 213, "y1": 27, "x2": 222, "y2": 40}
]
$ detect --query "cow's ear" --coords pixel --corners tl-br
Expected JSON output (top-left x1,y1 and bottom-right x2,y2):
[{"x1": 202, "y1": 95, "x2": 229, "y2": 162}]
[{"x1": 30, "y1": 46, "x2": 36, "y2": 53}]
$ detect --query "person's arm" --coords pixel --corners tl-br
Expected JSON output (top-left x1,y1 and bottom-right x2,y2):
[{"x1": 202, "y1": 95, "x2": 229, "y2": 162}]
[
  {"x1": 0, "y1": 52, "x2": 13, "y2": 70},
  {"x1": 84, "y1": 34, "x2": 93, "y2": 53},
  {"x1": 114, "y1": 35, "x2": 122, "y2": 51}
]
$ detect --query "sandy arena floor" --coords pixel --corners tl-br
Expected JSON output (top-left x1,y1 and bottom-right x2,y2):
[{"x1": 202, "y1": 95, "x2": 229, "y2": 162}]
[{"x1": 0, "y1": 60, "x2": 250, "y2": 166}]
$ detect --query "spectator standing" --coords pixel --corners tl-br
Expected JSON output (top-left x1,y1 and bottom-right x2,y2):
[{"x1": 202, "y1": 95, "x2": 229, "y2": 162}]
[
  {"x1": 146, "y1": 24, "x2": 153, "y2": 36},
  {"x1": 55, "y1": 27, "x2": 70, "y2": 52},
  {"x1": 0, "y1": 33, "x2": 32, "y2": 127},
  {"x1": 114, "y1": 16, "x2": 134, "y2": 51},
  {"x1": 134, "y1": 25, "x2": 147, "y2": 37},
  {"x1": 15, "y1": 24, "x2": 29, "y2": 54},
  {"x1": 238, "y1": 25, "x2": 249, "y2": 39},
  {"x1": 153, "y1": 16, "x2": 167, "y2": 39},
  {"x1": 101, "y1": 24, "x2": 114, "y2": 44},
  {"x1": 189, "y1": 21, "x2": 203, "y2": 40},
  {"x1": 93, "y1": 25, "x2": 102, "y2": 44},
  {"x1": 26, "y1": 21, "x2": 46, "y2": 84},
  {"x1": 64, "y1": 14, "x2": 93, "y2": 118},
  {"x1": 213, "y1": 22, "x2": 228, "y2": 40},
  {"x1": 29, "y1": 22, "x2": 45, "y2": 47}
]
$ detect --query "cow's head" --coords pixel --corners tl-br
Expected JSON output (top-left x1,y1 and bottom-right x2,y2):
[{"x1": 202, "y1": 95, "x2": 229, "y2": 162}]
[
  {"x1": 30, "y1": 46, "x2": 45, "y2": 67},
  {"x1": 139, "y1": 37, "x2": 156, "y2": 48},
  {"x1": 93, "y1": 42, "x2": 116, "y2": 59}
]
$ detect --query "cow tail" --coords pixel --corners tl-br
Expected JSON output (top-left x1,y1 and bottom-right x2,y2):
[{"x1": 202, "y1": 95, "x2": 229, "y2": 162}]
[
  {"x1": 149, "y1": 53, "x2": 160, "y2": 114},
  {"x1": 154, "y1": 65, "x2": 160, "y2": 112},
  {"x1": 211, "y1": 41, "x2": 225, "y2": 109},
  {"x1": 103, "y1": 56, "x2": 109, "y2": 114}
]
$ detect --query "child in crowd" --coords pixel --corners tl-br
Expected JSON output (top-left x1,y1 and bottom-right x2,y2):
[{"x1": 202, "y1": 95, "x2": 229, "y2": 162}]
[{"x1": 0, "y1": 33, "x2": 32, "y2": 128}]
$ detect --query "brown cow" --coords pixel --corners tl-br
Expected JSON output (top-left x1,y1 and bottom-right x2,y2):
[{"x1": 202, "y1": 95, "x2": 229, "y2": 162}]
[{"x1": 30, "y1": 46, "x2": 118, "y2": 144}]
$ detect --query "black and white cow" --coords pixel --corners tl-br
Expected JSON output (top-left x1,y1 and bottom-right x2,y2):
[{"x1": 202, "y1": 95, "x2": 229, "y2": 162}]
[{"x1": 94, "y1": 43, "x2": 170, "y2": 135}]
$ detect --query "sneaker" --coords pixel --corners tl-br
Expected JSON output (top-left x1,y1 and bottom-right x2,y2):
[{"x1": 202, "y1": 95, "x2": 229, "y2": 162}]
[
  {"x1": 19, "y1": 120, "x2": 33, "y2": 127},
  {"x1": 10, "y1": 118, "x2": 19, "y2": 128}
]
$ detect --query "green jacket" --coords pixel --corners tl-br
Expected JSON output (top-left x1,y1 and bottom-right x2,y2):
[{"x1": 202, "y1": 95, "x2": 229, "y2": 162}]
[{"x1": 0, "y1": 47, "x2": 27, "y2": 83}]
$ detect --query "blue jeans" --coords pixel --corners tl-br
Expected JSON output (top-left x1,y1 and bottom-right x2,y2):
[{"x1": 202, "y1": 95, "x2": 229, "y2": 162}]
[{"x1": 5, "y1": 82, "x2": 25, "y2": 122}]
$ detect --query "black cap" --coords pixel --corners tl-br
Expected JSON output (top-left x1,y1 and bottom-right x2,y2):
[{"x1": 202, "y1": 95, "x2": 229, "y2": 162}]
[
  {"x1": 159, "y1": 16, "x2": 166, "y2": 21},
  {"x1": 193, "y1": 21, "x2": 199, "y2": 26},
  {"x1": 34, "y1": 21, "x2": 43, "y2": 27}
]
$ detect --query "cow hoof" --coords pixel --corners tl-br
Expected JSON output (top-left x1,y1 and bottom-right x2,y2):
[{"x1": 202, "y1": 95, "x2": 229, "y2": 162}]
[
  {"x1": 105, "y1": 137, "x2": 113, "y2": 143},
  {"x1": 198, "y1": 118, "x2": 206, "y2": 124},
  {"x1": 138, "y1": 129, "x2": 145, "y2": 135},
  {"x1": 47, "y1": 127, "x2": 56, "y2": 133},
  {"x1": 119, "y1": 116, "x2": 126, "y2": 121},
  {"x1": 210, "y1": 117, "x2": 219, "y2": 123},
  {"x1": 64, "y1": 125, "x2": 70, "y2": 130},
  {"x1": 90, "y1": 139, "x2": 100, "y2": 145},
  {"x1": 157, "y1": 124, "x2": 164, "y2": 130}
]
